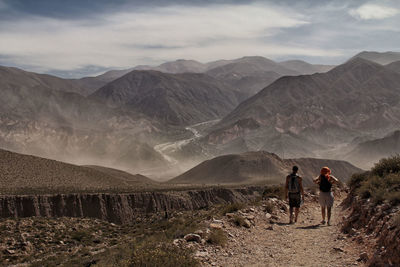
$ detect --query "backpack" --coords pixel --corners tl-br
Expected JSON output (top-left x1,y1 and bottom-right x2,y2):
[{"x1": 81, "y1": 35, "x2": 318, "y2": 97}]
[
  {"x1": 288, "y1": 173, "x2": 300, "y2": 193},
  {"x1": 319, "y1": 175, "x2": 332, "y2": 192}
]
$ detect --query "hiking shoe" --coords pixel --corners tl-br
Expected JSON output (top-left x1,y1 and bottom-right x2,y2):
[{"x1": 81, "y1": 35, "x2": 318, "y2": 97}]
[
  {"x1": 320, "y1": 220, "x2": 326, "y2": 225},
  {"x1": 327, "y1": 221, "x2": 331, "y2": 226}
]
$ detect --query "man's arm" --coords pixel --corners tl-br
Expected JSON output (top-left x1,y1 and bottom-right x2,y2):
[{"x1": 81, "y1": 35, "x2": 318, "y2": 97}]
[
  {"x1": 313, "y1": 176, "x2": 320, "y2": 184},
  {"x1": 299, "y1": 177, "x2": 305, "y2": 201}
]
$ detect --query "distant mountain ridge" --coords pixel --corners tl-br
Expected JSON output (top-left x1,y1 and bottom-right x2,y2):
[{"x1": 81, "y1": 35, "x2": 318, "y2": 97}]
[
  {"x1": 352, "y1": 51, "x2": 400, "y2": 65},
  {"x1": 169, "y1": 151, "x2": 362, "y2": 186},
  {"x1": 72, "y1": 56, "x2": 335, "y2": 94}
]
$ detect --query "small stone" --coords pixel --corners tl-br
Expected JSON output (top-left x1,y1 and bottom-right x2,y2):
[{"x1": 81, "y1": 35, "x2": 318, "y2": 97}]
[
  {"x1": 212, "y1": 218, "x2": 223, "y2": 223},
  {"x1": 266, "y1": 225, "x2": 274, "y2": 230},
  {"x1": 194, "y1": 230, "x2": 204, "y2": 237},
  {"x1": 225, "y1": 213, "x2": 235, "y2": 218},
  {"x1": 173, "y1": 239, "x2": 182, "y2": 246},
  {"x1": 243, "y1": 219, "x2": 251, "y2": 228},
  {"x1": 184, "y1": 234, "x2": 202, "y2": 243},
  {"x1": 4, "y1": 249, "x2": 15, "y2": 255},
  {"x1": 333, "y1": 247, "x2": 344, "y2": 253},
  {"x1": 228, "y1": 232, "x2": 235, "y2": 238},
  {"x1": 246, "y1": 215, "x2": 255, "y2": 221},
  {"x1": 265, "y1": 213, "x2": 272, "y2": 219},
  {"x1": 249, "y1": 208, "x2": 255, "y2": 212},
  {"x1": 195, "y1": 251, "x2": 209, "y2": 257},
  {"x1": 358, "y1": 252, "x2": 369, "y2": 262},
  {"x1": 210, "y1": 223, "x2": 223, "y2": 229}
]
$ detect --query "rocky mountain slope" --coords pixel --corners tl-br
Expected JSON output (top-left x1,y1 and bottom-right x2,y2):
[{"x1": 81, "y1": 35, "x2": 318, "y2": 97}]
[
  {"x1": 169, "y1": 151, "x2": 362, "y2": 186},
  {"x1": 0, "y1": 148, "x2": 155, "y2": 194},
  {"x1": 385, "y1": 60, "x2": 400, "y2": 73},
  {"x1": 90, "y1": 70, "x2": 243, "y2": 125},
  {"x1": 72, "y1": 68, "x2": 134, "y2": 94},
  {"x1": 200, "y1": 58, "x2": 400, "y2": 163}
]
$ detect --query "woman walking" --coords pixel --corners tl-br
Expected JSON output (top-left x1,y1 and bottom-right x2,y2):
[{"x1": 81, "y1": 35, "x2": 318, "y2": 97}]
[{"x1": 313, "y1": 167, "x2": 339, "y2": 226}]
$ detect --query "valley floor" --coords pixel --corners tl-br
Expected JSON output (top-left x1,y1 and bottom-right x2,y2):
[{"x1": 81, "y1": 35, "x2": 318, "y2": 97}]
[{"x1": 199, "y1": 195, "x2": 365, "y2": 267}]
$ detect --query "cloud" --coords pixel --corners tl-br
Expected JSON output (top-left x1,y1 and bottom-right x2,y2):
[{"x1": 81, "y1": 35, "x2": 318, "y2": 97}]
[
  {"x1": 0, "y1": 1, "x2": 399, "y2": 77},
  {"x1": 349, "y1": 3, "x2": 399, "y2": 20},
  {"x1": 0, "y1": 3, "x2": 323, "y2": 76}
]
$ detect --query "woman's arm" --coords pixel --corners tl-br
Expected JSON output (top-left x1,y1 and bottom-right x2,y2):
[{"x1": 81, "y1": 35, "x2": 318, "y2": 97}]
[
  {"x1": 330, "y1": 175, "x2": 339, "y2": 184},
  {"x1": 313, "y1": 176, "x2": 320, "y2": 184}
]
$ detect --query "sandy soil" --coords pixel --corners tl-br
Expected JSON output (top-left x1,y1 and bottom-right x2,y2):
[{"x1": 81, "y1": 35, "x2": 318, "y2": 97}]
[{"x1": 199, "y1": 195, "x2": 365, "y2": 267}]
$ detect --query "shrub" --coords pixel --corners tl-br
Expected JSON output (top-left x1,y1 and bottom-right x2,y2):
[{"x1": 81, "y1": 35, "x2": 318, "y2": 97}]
[
  {"x1": 264, "y1": 202, "x2": 275, "y2": 213},
  {"x1": 129, "y1": 243, "x2": 199, "y2": 267},
  {"x1": 348, "y1": 172, "x2": 369, "y2": 189},
  {"x1": 232, "y1": 215, "x2": 246, "y2": 227},
  {"x1": 71, "y1": 230, "x2": 92, "y2": 243},
  {"x1": 207, "y1": 229, "x2": 227, "y2": 247},
  {"x1": 392, "y1": 213, "x2": 400, "y2": 228},
  {"x1": 371, "y1": 155, "x2": 400, "y2": 177},
  {"x1": 221, "y1": 202, "x2": 245, "y2": 215},
  {"x1": 263, "y1": 185, "x2": 284, "y2": 199}
]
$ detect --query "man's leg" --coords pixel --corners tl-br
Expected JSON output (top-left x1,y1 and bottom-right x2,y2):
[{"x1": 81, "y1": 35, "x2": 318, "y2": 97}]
[
  {"x1": 289, "y1": 207, "x2": 293, "y2": 223},
  {"x1": 321, "y1": 206, "x2": 326, "y2": 224},
  {"x1": 327, "y1": 207, "x2": 332, "y2": 225},
  {"x1": 294, "y1": 207, "x2": 299, "y2": 222}
]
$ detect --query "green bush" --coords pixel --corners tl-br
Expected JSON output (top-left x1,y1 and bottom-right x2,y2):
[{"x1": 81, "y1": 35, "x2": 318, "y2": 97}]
[
  {"x1": 371, "y1": 155, "x2": 400, "y2": 177},
  {"x1": 348, "y1": 172, "x2": 369, "y2": 189},
  {"x1": 207, "y1": 229, "x2": 227, "y2": 247},
  {"x1": 355, "y1": 156, "x2": 400, "y2": 205}
]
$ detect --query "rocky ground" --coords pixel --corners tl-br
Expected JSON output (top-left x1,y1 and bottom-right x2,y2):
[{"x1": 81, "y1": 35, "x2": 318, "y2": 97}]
[
  {"x1": 0, "y1": 191, "x2": 383, "y2": 267},
  {"x1": 176, "y1": 193, "x2": 367, "y2": 267}
]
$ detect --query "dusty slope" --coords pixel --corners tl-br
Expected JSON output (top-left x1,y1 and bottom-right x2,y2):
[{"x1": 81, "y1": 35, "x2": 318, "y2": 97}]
[
  {"x1": 345, "y1": 130, "x2": 400, "y2": 169},
  {"x1": 197, "y1": 195, "x2": 364, "y2": 267},
  {"x1": 169, "y1": 151, "x2": 362, "y2": 186},
  {"x1": 0, "y1": 148, "x2": 155, "y2": 193}
]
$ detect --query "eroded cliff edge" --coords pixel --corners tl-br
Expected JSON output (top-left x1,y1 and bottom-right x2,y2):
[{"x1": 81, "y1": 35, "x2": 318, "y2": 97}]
[{"x1": 0, "y1": 187, "x2": 263, "y2": 224}]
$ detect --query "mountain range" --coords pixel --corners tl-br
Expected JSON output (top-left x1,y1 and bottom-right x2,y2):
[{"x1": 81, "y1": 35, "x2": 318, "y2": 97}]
[
  {"x1": 0, "y1": 51, "x2": 399, "y2": 180},
  {"x1": 70, "y1": 56, "x2": 334, "y2": 97}
]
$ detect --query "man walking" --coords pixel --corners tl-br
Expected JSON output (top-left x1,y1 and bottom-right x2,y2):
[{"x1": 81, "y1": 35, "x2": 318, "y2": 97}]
[{"x1": 285, "y1": 166, "x2": 305, "y2": 224}]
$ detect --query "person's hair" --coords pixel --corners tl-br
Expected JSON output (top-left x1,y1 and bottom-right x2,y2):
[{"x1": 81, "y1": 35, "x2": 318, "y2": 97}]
[{"x1": 292, "y1": 166, "x2": 298, "y2": 173}]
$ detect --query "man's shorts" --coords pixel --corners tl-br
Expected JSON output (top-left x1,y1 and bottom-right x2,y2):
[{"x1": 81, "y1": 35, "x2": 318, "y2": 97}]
[
  {"x1": 319, "y1": 191, "x2": 334, "y2": 208},
  {"x1": 289, "y1": 192, "x2": 301, "y2": 208}
]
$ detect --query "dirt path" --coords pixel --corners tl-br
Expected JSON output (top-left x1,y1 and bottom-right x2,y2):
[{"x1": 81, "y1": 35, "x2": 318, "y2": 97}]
[{"x1": 198, "y1": 196, "x2": 365, "y2": 267}]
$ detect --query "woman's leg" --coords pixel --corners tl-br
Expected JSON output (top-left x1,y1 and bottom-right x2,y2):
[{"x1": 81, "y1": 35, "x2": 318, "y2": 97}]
[
  {"x1": 321, "y1": 206, "x2": 326, "y2": 223},
  {"x1": 327, "y1": 207, "x2": 332, "y2": 225}
]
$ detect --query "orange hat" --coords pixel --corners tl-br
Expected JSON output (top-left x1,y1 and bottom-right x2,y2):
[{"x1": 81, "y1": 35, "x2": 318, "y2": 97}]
[{"x1": 321, "y1": 167, "x2": 331, "y2": 176}]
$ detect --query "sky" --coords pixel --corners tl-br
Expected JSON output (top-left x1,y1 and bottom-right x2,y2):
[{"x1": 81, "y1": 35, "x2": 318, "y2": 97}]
[{"x1": 0, "y1": 0, "x2": 399, "y2": 78}]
